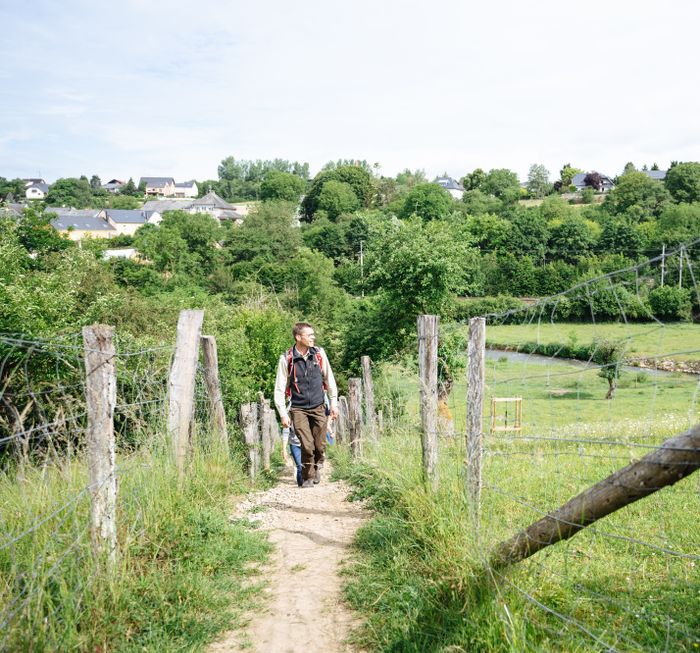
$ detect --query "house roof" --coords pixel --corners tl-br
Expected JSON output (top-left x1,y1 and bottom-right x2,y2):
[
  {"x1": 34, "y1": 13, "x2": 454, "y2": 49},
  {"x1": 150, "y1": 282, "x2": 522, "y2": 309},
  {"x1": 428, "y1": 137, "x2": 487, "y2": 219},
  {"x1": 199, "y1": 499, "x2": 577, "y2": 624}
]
[
  {"x1": 190, "y1": 191, "x2": 234, "y2": 209},
  {"x1": 105, "y1": 209, "x2": 156, "y2": 224},
  {"x1": 174, "y1": 180, "x2": 197, "y2": 188},
  {"x1": 433, "y1": 176, "x2": 464, "y2": 191},
  {"x1": 139, "y1": 177, "x2": 175, "y2": 187},
  {"x1": 142, "y1": 200, "x2": 193, "y2": 212},
  {"x1": 102, "y1": 180, "x2": 124, "y2": 190},
  {"x1": 644, "y1": 169, "x2": 667, "y2": 181},
  {"x1": 46, "y1": 207, "x2": 104, "y2": 218},
  {"x1": 51, "y1": 216, "x2": 115, "y2": 231},
  {"x1": 26, "y1": 183, "x2": 49, "y2": 193},
  {"x1": 572, "y1": 173, "x2": 615, "y2": 187},
  {"x1": 22, "y1": 178, "x2": 45, "y2": 186}
]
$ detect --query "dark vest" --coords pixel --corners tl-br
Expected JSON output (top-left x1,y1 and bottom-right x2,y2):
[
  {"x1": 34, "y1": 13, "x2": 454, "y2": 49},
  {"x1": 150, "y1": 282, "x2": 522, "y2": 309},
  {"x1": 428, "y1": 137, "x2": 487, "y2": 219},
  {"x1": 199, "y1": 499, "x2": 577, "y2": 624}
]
[{"x1": 289, "y1": 346, "x2": 325, "y2": 409}]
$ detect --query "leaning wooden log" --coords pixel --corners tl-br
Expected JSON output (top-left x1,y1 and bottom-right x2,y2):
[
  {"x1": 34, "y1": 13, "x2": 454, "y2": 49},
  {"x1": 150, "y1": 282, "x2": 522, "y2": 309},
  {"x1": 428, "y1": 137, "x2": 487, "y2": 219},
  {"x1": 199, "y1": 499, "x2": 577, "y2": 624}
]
[{"x1": 489, "y1": 422, "x2": 700, "y2": 569}]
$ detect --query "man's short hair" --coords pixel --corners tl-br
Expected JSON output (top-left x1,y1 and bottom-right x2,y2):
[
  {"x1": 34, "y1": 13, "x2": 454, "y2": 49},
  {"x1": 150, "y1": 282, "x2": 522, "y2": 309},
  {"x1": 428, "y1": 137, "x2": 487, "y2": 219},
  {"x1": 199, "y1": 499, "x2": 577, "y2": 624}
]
[{"x1": 293, "y1": 322, "x2": 313, "y2": 338}]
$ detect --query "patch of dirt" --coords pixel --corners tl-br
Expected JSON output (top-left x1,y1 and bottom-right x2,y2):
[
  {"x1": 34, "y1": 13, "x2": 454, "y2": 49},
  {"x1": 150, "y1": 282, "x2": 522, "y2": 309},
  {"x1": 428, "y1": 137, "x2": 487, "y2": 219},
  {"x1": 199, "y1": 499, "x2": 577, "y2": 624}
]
[{"x1": 209, "y1": 461, "x2": 369, "y2": 653}]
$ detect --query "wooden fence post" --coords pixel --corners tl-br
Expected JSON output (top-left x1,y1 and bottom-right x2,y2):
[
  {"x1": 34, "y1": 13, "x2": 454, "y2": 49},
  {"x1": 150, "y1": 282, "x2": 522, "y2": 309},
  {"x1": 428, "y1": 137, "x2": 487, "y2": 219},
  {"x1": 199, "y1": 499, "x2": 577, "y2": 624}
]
[
  {"x1": 348, "y1": 379, "x2": 362, "y2": 459},
  {"x1": 361, "y1": 356, "x2": 377, "y2": 441},
  {"x1": 336, "y1": 395, "x2": 348, "y2": 445},
  {"x1": 261, "y1": 400, "x2": 272, "y2": 472},
  {"x1": 200, "y1": 335, "x2": 228, "y2": 453},
  {"x1": 83, "y1": 324, "x2": 117, "y2": 568},
  {"x1": 168, "y1": 310, "x2": 204, "y2": 477},
  {"x1": 466, "y1": 317, "x2": 486, "y2": 518},
  {"x1": 418, "y1": 315, "x2": 439, "y2": 491},
  {"x1": 267, "y1": 406, "x2": 278, "y2": 461},
  {"x1": 240, "y1": 403, "x2": 258, "y2": 482}
]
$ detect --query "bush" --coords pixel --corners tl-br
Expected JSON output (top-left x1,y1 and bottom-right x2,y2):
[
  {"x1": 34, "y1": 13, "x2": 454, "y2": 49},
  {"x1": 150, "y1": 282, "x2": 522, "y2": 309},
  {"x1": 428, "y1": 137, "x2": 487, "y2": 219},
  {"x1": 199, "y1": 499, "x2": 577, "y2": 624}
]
[
  {"x1": 581, "y1": 187, "x2": 595, "y2": 204},
  {"x1": 647, "y1": 285, "x2": 692, "y2": 321},
  {"x1": 450, "y1": 295, "x2": 526, "y2": 321}
]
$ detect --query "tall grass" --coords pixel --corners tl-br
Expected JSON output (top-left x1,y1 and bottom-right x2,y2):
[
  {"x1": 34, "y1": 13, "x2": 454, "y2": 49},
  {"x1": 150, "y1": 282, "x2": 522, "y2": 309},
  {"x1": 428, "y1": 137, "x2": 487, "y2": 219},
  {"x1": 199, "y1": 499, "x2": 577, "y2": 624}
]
[
  {"x1": 0, "y1": 433, "x2": 271, "y2": 652},
  {"x1": 333, "y1": 357, "x2": 700, "y2": 652}
]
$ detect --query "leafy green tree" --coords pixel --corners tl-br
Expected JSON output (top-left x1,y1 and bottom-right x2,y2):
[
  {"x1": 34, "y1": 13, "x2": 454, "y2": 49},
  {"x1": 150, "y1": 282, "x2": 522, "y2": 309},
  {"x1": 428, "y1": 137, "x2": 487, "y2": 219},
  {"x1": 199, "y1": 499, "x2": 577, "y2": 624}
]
[
  {"x1": 108, "y1": 195, "x2": 141, "y2": 209},
  {"x1": 526, "y1": 164, "x2": 551, "y2": 199},
  {"x1": 119, "y1": 177, "x2": 140, "y2": 197},
  {"x1": 540, "y1": 194, "x2": 573, "y2": 222},
  {"x1": 316, "y1": 180, "x2": 360, "y2": 220},
  {"x1": 548, "y1": 216, "x2": 597, "y2": 263},
  {"x1": 218, "y1": 156, "x2": 309, "y2": 201},
  {"x1": 508, "y1": 208, "x2": 549, "y2": 260},
  {"x1": 461, "y1": 189, "x2": 503, "y2": 216},
  {"x1": 481, "y1": 168, "x2": 521, "y2": 203},
  {"x1": 623, "y1": 162, "x2": 637, "y2": 174},
  {"x1": 559, "y1": 163, "x2": 583, "y2": 189},
  {"x1": 597, "y1": 218, "x2": 645, "y2": 258},
  {"x1": 301, "y1": 217, "x2": 346, "y2": 261},
  {"x1": 90, "y1": 175, "x2": 102, "y2": 191},
  {"x1": 648, "y1": 286, "x2": 692, "y2": 321},
  {"x1": 466, "y1": 213, "x2": 511, "y2": 251},
  {"x1": 45, "y1": 177, "x2": 94, "y2": 208},
  {"x1": 259, "y1": 170, "x2": 306, "y2": 202},
  {"x1": 603, "y1": 171, "x2": 671, "y2": 219},
  {"x1": 461, "y1": 168, "x2": 487, "y2": 191},
  {"x1": 591, "y1": 338, "x2": 624, "y2": 399},
  {"x1": 655, "y1": 202, "x2": 700, "y2": 246},
  {"x1": 398, "y1": 183, "x2": 453, "y2": 220},
  {"x1": 395, "y1": 168, "x2": 427, "y2": 189},
  {"x1": 301, "y1": 165, "x2": 373, "y2": 219},
  {"x1": 17, "y1": 205, "x2": 72, "y2": 255},
  {"x1": 133, "y1": 223, "x2": 193, "y2": 275},
  {"x1": 0, "y1": 177, "x2": 28, "y2": 201},
  {"x1": 664, "y1": 162, "x2": 700, "y2": 203}
]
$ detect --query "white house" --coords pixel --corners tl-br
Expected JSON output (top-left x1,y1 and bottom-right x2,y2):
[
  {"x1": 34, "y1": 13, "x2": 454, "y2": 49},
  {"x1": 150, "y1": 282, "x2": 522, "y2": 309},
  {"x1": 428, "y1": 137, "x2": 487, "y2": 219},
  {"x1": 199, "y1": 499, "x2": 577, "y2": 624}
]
[
  {"x1": 189, "y1": 191, "x2": 243, "y2": 223},
  {"x1": 173, "y1": 180, "x2": 198, "y2": 198},
  {"x1": 25, "y1": 182, "x2": 49, "y2": 200},
  {"x1": 101, "y1": 179, "x2": 125, "y2": 194},
  {"x1": 572, "y1": 172, "x2": 615, "y2": 192},
  {"x1": 139, "y1": 177, "x2": 176, "y2": 197},
  {"x1": 105, "y1": 209, "x2": 162, "y2": 236},
  {"x1": 433, "y1": 176, "x2": 464, "y2": 200}
]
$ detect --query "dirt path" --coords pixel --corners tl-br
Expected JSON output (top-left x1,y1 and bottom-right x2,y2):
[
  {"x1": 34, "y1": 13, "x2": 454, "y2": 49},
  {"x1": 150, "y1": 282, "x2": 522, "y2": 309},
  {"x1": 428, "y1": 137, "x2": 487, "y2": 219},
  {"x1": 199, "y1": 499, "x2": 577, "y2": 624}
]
[{"x1": 209, "y1": 461, "x2": 369, "y2": 653}]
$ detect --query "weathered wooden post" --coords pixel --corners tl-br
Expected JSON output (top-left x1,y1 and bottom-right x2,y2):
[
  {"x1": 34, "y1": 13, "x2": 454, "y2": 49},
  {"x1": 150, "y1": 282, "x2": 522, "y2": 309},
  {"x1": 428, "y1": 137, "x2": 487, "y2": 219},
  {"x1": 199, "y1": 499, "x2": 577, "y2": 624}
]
[
  {"x1": 336, "y1": 395, "x2": 349, "y2": 445},
  {"x1": 200, "y1": 335, "x2": 228, "y2": 453},
  {"x1": 267, "y1": 406, "x2": 278, "y2": 460},
  {"x1": 256, "y1": 392, "x2": 269, "y2": 473},
  {"x1": 348, "y1": 379, "x2": 362, "y2": 459},
  {"x1": 83, "y1": 324, "x2": 117, "y2": 568},
  {"x1": 466, "y1": 317, "x2": 486, "y2": 518},
  {"x1": 240, "y1": 402, "x2": 258, "y2": 482},
  {"x1": 261, "y1": 401, "x2": 272, "y2": 472},
  {"x1": 361, "y1": 355, "x2": 377, "y2": 441},
  {"x1": 418, "y1": 315, "x2": 439, "y2": 491},
  {"x1": 168, "y1": 310, "x2": 204, "y2": 477}
]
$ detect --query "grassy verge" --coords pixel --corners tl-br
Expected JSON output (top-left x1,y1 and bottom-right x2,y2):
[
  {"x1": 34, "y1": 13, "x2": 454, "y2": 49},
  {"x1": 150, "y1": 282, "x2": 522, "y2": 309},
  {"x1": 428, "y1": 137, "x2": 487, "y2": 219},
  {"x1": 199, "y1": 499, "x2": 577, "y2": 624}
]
[
  {"x1": 0, "y1": 439, "x2": 271, "y2": 652},
  {"x1": 332, "y1": 356, "x2": 700, "y2": 652}
]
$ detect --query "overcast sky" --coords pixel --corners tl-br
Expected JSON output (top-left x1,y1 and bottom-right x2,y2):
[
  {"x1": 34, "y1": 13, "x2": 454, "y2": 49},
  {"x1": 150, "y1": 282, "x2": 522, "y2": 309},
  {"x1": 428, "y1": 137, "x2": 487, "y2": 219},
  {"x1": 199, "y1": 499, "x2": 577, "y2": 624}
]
[{"x1": 1, "y1": 0, "x2": 699, "y2": 184}]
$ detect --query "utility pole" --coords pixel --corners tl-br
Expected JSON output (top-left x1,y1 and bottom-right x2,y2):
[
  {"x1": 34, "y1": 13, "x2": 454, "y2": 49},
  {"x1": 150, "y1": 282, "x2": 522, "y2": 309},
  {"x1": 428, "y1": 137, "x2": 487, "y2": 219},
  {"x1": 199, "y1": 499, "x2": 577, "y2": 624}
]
[
  {"x1": 660, "y1": 243, "x2": 666, "y2": 286},
  {"x1": 679, "y1": 246, "x2": 684, "y2": 289},
  {"x1": 360, "y1": 240, "x2": 364, "y2": 298}
]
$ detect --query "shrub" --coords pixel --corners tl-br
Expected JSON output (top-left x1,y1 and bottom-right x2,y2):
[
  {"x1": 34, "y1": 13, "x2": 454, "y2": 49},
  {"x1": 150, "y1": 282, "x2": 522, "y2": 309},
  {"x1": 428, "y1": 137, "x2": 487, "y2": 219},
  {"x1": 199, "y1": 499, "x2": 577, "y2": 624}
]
[{"x1": 647, "y1": 285, "x2": 692, "y2": 321}]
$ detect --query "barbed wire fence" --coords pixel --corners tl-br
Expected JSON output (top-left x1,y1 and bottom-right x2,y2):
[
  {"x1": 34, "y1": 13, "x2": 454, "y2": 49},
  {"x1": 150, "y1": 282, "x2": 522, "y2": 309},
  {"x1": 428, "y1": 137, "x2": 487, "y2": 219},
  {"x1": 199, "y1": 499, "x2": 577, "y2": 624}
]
[
  {"x1": 0, "y1": 309, "x2": 237, "y2": 651},
  {"x1": 349, "y1": 240, "x2": 700, "y2": 651}
]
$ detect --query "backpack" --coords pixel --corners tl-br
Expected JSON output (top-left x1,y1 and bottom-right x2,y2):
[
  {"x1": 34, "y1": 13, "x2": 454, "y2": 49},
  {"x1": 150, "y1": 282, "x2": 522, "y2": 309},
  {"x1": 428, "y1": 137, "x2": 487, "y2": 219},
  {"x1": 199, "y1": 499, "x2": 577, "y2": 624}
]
[{"x1": 285, "y1": 347, "x2": 326, "y2": 399}]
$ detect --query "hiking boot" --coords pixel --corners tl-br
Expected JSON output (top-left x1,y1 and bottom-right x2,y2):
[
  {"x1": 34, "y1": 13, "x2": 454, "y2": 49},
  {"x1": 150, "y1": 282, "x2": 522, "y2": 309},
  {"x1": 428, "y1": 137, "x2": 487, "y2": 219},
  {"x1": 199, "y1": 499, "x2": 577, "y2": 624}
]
[
  {"x1": 301, "y1": 479, "x2": 315, "y2": 488},
  {"x1": 313, "y1": 465, "x2": 323, "y2": 484}
]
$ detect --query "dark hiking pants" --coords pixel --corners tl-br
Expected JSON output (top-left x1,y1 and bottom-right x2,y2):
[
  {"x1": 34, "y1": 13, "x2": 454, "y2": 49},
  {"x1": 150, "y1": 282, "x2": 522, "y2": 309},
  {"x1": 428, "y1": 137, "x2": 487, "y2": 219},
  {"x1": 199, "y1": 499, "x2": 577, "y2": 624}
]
[{"x1": 290, "y1": 404, "x2": 327, "y2": 482}]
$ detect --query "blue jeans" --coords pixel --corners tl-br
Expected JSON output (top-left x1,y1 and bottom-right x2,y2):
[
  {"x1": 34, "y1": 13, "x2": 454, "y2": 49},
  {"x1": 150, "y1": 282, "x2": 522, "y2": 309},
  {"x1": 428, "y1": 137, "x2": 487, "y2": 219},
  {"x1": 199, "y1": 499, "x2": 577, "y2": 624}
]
[{"x1": 289, "y1": 443, "x2": 302, "y2": 487}]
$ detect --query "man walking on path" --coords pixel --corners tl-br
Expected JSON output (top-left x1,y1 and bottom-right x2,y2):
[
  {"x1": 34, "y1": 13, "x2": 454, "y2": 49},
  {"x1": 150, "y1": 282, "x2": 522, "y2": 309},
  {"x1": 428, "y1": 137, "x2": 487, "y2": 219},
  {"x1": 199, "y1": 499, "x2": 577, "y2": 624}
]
[{"x1": 274, "y1": 322, "x2": 338, "y2": 488}]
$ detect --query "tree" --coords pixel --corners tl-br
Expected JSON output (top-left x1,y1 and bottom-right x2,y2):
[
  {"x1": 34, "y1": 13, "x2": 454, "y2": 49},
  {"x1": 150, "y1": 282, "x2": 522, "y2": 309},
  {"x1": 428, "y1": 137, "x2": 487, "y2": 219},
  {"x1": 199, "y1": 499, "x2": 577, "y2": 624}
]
[
  {"x1": 664, "y1": 162, "x2": 700, "y2": 204},
  {"x1": 526, "y1": 164, "x2": 551, "y2": 199},
  {"x1": 623, "y1": 162, "x2": 637, "y2": 174},
  {"x1": 583, "y1": 171, "x2": 603, "y2": 191},
  {"x1": 603, "y1": 171, "x2": 671, "y2": 219},
  {"x1": 316, "y1": 180, "x2": 360, "y2": 220},
  {"x1": 508, "y1": 208, "x2": 550, "y2": 260},
  {"x1": 399, "y1": 183, "x2": 453, "y2": 221},
  {"x1": 119, "y1": 177, "x2": 140, "y2": 197},
  {"x1": 259, "y1": 170, "x2": 306, "y2": 202},
  {"x1": 548, "y1": 216, "x2": 596, "y2": 263},
  {"x1": 597, "y1": 218, "x2": 645, "y2": 258},
  {"x1": 45, "y1": 177, "x2": 94, "y2": 208},
  {"x1": 0, "y1": 177, "x2": 28, "y2": 201},
  {"x1": 395, "y1": 168, "x2": 427, "y2": 189},
  {"x1": 559, "y1": 163, "x2": 582, "y2": 188},
  {"x1": 461, "y1": 168, "x2": 487, "y2": 191},
  {"x1": 655, "y1": 202, "x2": 700, "y2": 246},
  {"x1": 90, "y1": 175, "x2": 102, "y2": 191},
  {"x1": 16, "y1": 205, "x2": 72, "y2": 254},
  {"x1": 481, "y1": 168, "x2": 521, "y2": 203},
  {"x1": 301, "y1": 165, "x2": 373, "y2": 219},
  {"x1": 217, "y1": 156, "x2": 309, "y2": 201},
  {"x1": 592, "y1": 339, "x2": 623, "y2": 400},
  {"x1": 108, "y1": 195, "x2": 140, "y2": 209}
]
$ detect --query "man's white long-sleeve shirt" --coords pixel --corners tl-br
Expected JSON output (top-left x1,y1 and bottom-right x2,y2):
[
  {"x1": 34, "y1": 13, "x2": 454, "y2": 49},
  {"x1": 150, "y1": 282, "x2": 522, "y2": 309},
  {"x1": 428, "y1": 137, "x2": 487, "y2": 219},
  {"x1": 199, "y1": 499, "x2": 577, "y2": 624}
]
[{"x1": 273, "y1": 346, "x2": 338, "y2": 423}]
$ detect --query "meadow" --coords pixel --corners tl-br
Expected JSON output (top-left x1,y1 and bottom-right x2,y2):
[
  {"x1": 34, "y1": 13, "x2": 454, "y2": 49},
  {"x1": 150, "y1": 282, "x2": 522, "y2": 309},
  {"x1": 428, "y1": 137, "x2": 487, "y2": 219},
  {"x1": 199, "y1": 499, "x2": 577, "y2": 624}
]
[{"x1": 332, "y1": 353, "x2": 700, "y2": 652}]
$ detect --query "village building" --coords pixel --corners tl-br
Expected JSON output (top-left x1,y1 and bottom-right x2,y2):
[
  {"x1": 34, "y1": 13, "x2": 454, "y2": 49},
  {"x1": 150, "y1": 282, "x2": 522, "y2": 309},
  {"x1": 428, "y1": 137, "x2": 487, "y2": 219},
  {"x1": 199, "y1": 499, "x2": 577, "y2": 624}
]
[
  {"x1": 173, "y1": 180, "x2": 198, "y2": 198},
  {"x1": 105, "y1": 209, "x2": 162, "y2": 236},
  {"x1": 433, "y1": 176, "x2": 465, "y2": 200},
  {"x1": 139, "y1": 177, "x2": 176, "y2": 197}
]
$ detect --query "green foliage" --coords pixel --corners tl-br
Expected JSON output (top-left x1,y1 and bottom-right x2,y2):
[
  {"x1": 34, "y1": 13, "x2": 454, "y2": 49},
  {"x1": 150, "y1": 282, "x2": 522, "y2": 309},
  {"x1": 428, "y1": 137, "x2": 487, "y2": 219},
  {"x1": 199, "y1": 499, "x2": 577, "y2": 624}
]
[
  {"x1": 108, "y1": 194, "x2": 141, "y2": 209},
  {"x1": 398, "y1": 183, "x2": 454, "y2": 221},
  {"x1": 597, "y1": 217, "x2": 646, "y2": 258},
  {"x1": 654, "y1": 202, "x2": 700, "y2": 246},
  {"x1": 45, "y1": 177, "x2": 94, "y2": 208},
  {"x1": 664, "y1": 161, "x2": 700, "y2": 203},
  {"x1": 580, "y1": 187, "x2": 595, "y2": 204},
  {"x1": 461, "y1": 167, "x2": 487, "y2": 191},
  {"x1": 218, "y1": 156, "x2": 309, "y2": 201},
  {"x1": 603, "y1": 171, "x2": 671, "y2": 219},
  {"x1": 15, "y1": 205, "x2": 72, "y2": 254},
  {"x1": 259, "y1": 170, "x2": 306, "y2": 202},
  {"x1": 301, "y1": 217, "x2": 346, "y2": 261},
  {"x1": 395, "y1": 168, "x2": 427, "y2": 189},
  {"x1": 547, "y1": 215, "x2": 597, "y2": 263},
  {"x1": 647, "y1": 285, "x2": 692, "y2": 321},
  {"x1": 118, "y1": 177, "x2": 141, "y2": 197},
  {"x1": 0, "y1": 176, "x2": 27, "y2": 200},
  {"x1": 559, "y1": 163, "x2": 582, "y2": 188},
  {"x1": 316, "y1": 179, "x2": 360, "y2": 220},
  {"x1": 480, "y1": 168, "x2": 521, "y2": 204},
  {"x1": 591, "y1": 337, "x2": 624, "y2": 398},
  {"x1": 301, "y1": 165, "x2": 373, "y2": 219},
  {"x1": 461, "y1": 189, "x2": 503, "y2": 216},
  {"x1": 466, "y1": 213, "x2": 511, "y2": 251},
  {"x1": 525, "y1": 163, "x2": 551, "y2": 199}
]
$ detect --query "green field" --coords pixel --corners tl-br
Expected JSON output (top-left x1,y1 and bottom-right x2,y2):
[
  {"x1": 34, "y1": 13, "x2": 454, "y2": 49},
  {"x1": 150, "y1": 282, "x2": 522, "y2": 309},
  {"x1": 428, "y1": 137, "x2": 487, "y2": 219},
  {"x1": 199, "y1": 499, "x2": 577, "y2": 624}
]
[
  {"x1": 334, "y1": 356, "x2": 700, "y2": 652},
  {"x1": 486, "y1": 322, "x2": 700, "y2": 364}
]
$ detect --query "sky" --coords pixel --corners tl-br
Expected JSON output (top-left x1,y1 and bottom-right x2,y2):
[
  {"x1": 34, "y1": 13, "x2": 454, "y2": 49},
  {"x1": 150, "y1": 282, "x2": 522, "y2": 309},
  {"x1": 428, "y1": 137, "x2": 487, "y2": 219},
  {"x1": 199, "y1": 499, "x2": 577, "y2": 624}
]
[{"x1": 1, "y1": 0, "x2": 699, "y2": 184}]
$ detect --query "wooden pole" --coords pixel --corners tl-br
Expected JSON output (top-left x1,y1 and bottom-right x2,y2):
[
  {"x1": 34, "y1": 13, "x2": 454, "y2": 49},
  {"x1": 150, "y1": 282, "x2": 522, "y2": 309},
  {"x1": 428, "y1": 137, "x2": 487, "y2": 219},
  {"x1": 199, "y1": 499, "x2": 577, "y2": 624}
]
[
  {"x1": 348, "y1": 379, "x2": 362, "y2": 459},
  {"x1": 466, "y1": 317, "x2": 485, "y2": 513},
  {"x1": 168, "y1": 310, "x2": 204, "y2": 477},
  {"x1": 200, "y1": 335, "x2": 228, "y2": 453},
  {"x1": 490, "y1": 422, "x2": 700, "y2": 569},
  {"x1": 240, "y1": 403, "x2": 258, "y2": 482},
  {"x1": 417, "y1": 315, "x2": 439, "y2": 490},
  {"x1": 82, "y1": 324, "x2": 117, "y2": 568},
  {"x1": 261, "y1": 401, "x2": 272, "y2": 471},
  {"x1": 337, "y1": 395, "x2": 348, "y2": 445},
  {"x1": 361, "y1": 356, "x2": 377, "y2": 441}
]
